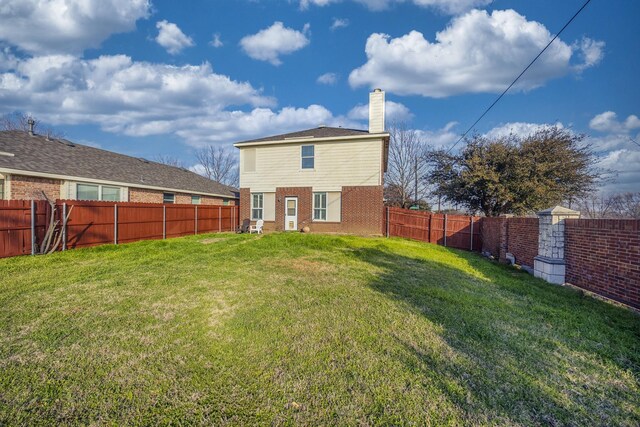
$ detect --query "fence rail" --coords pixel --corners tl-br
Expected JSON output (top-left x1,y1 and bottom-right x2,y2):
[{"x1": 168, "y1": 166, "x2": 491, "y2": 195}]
[
  {"x1": 385, "y1": 207, "x2": 482, "y2": 252},
  {"x1": 0, "y1": 199, "x2": 239, "y2": 258}
]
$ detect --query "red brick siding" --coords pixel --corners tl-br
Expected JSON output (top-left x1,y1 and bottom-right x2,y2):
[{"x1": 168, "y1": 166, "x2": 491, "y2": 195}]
[
  {"x1": 129, "y1": 187, "x2": 234, "y2": 205},
  {"x1": 565, "y1": 219, "x2": 640, "y2": 309},
  {"x1": 9, "y1": 174, "x2": 61, "y2": 200},
  {"x1": 507, "y1": 218, "x2": 539, "y2": 268},
  {"x1": 240, "y1": 185, "x2": 384, "y2": 235},
  {"x1": 341, "y1": 185, "x2": 384, "y2": 235},
  {"x1": 275, "y1": 187, "x2": 312, "y2": 231}
]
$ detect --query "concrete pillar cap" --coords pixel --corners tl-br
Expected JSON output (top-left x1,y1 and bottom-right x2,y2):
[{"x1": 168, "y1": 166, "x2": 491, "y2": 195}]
[{"x1": 536, "y1": 205, "x2": 580, "y2": 217}]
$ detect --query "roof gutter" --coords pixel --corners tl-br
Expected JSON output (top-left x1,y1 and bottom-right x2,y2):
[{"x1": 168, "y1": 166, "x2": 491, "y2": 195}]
[
  {"x1": 0, "y1": 167, "x2": 238, "y2": 199},
  {"x1": 233, "y1": 132, "x2": 390, "y2": 148}
]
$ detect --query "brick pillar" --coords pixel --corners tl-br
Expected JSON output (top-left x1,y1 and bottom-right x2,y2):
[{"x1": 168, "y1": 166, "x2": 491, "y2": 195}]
[{"x1": 534, "y1": 206, "x2": 580, "y2": 285}]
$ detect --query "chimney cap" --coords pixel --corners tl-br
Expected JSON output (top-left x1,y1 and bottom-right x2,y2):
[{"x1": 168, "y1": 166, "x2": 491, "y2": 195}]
[{"x1": 373, "y1": 88, "x2": 382, "y2": 92}]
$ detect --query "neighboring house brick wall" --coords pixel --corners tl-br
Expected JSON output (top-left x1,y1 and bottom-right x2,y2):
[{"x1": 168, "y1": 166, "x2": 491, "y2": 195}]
[
  {"x1": 565, "y1": 219, "x2": 640, "y2": 309},
  {"x1": 10, "y1": 174, "x2": 61, "y2": 201},
  {"x1": 130, "y1": 187, "x2": 234, "y2": 205}
]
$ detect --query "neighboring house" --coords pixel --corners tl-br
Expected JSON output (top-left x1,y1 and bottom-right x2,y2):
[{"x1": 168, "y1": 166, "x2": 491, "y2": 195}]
[
  {"x1": 234, "y1": 89, "x2": 390, "y2": 235},
  {"x1": 0, "y1": 130, "x2": 238, "y2": 205}
]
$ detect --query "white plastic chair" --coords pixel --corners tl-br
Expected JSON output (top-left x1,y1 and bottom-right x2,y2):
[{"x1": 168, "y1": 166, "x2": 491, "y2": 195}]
[{"x1": 249, "y1": 219, "x2": 264, "y2": 234}]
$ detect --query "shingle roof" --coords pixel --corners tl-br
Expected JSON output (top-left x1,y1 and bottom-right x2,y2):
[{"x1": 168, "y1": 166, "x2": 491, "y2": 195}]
[
  {"x1": 0, "y1": 130, "x2": 238, "y2": 198},
  {"x1": 234, "y1": 126, "x2": 371, "y2": 144}
]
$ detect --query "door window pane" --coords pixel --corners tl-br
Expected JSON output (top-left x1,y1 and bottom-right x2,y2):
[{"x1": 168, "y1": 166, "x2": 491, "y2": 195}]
[
  {"x1": 287, "y1": 199, "x2": 296, "y2": 216},
  {"x1": 77, "y1": 183, "x2": 99, "y2": 200},
  {"x1": 102, "y1": 186, "x2": 120, "y2": 201}
]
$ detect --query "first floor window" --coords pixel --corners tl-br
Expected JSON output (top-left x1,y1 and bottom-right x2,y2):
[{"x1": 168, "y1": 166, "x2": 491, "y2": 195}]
[
  {"x1": 163, "y1": 193, "x2": 175, "y2": 204},
  {"x1": 251, "y1": 193, "x2": 263, "y2": 220},
  {"x1": 191, "y1": 195, "x2": 201, "y2": 205},
  {"x1": 77, "y1": 183, "x2": 100, "y2": 200},
  {"x1": 313, "y1": 192, "x2": 327, "y2": 220}
]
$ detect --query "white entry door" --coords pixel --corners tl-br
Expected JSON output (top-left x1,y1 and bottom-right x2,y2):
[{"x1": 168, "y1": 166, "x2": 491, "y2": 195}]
[{"x1": 284, "y1": 197, "x2": 298, "y2": 231}]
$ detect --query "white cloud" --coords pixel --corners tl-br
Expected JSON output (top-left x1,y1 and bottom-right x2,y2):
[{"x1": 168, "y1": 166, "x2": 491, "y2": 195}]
[
  {"x1": 573, "y1": 37, "x2": 605, "y2": 72},
  {"x1": 240, "y1": 22, "x2": 310, "y2": 66},
  {"x1": 301, "y1": 0, "x2": 491, "y2": 14},
  {"x1": 597, "y1": 149, "x2": 640, "y2": 194},
  {"x1": 330, "y1": 18, "x2": 349, "y2": 30},
  {"x1": 0, "y1": 0, "x2": 150, "y2": 55},
  {"x1": 484, "y1": 122, "x2": 564, "y2": 139},
  {"x1": 209, "y1": 33, "x2": 223, "y2": 48},
  {"x1": 155, "y1": 20, "x2": 194, "y2": 55},
  {"x1": 415, "y1": 122, "x2": 459, "y2": 148},
  {"x1": 348, "y1": 100, "x2": 414, "y2": 123},
  {"x1": 0, "y1": 53, "x2": 368, "y2": 146},
  {"x1": 317, "y1": 72, "x2": 338, "y2": 85},
  {"x1": 589, "y1": 111, "x2": 640, "y2": 134},
  {"x1": 349, "y1": 9, "x2": 604, "y2": 97}
]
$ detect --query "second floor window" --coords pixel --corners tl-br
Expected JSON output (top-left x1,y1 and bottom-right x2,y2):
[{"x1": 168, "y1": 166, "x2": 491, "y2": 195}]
[{"x1": 301, "y1": 145, "x2": 314, "y2": 169}]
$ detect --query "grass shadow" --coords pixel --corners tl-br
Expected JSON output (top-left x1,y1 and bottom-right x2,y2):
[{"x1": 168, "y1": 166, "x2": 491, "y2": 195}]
[{"x1": 351, "y1": 241, "x2": 640, "y2": 425}]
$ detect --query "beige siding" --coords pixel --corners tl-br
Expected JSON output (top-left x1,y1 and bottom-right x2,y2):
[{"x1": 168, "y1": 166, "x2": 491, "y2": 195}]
[
  {"x1": 263, "y1": 192, "x2": 276, "y2": 221},
  {"x1": 239, "y1": 138, "x2": 383, "y2": 192},
  {"x1": 327, "y1": 192, "x2": 341, "y2": 222}
]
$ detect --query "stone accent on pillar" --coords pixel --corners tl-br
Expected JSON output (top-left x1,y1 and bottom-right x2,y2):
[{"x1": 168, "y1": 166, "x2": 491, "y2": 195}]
[{"x1": 534, "y1": 206, "x2": 580, "y2": 285}]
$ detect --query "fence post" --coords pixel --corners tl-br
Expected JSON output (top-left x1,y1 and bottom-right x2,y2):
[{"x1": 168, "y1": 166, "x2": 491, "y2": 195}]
[
  {"x1": 443, "y1": 214, "x2": 448, "y2": 247},
  {"x1": 219, "y1": 206, "x2": 222, "y2": 232},
  {"x1": 163, "y1": 205, "x2": 166, "y2": 239},
  {"x1": 114, "y1": 204, "x2": 118, "y2": 245},
  {"x1": 195, "y1": 205, "x2": 198, "y2": 235},
  {"x1": 470, "y1": 216, "x2": 474, "y2": 251},
  {"x1": 62, "y1": 203, "x2": 67, "y2": 251},
  {"x1": 386, "y1": 206, "x2": 389, "y2": 238},
  {"x1": 30, "y1": 200, "x2": 36, "y2": 255},
  {"x1": 428, "y1": 215, "x2": 433, "y2": 243}
]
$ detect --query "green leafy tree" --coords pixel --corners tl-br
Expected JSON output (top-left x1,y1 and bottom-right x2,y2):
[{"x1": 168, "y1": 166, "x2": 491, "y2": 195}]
[{"x1": 426, "y1": 127, "x2": 598, "y2": 216}]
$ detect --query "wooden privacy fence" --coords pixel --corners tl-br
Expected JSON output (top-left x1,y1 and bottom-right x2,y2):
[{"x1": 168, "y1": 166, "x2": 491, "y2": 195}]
[
  {"x1": 0, "y1": 199, "x2": 239, "y2": 258},
  {"x1": 385, "y1": 207, "x2": 482, "y2": 252}
]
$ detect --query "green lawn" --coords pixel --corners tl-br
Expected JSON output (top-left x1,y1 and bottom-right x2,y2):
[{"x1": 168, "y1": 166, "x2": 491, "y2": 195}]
[{"x1": 0, "y1": 233, "x2": 638, "y2": 426}]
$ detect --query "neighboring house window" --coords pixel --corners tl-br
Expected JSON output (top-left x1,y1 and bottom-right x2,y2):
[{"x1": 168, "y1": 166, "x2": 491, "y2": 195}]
[
  {"x1": 76, "y1": 183, "x2": 122, "y2": 201},
  {"x1": 313, "y1": 192, "x2": 327, "y2": 221},
  {"x1": 191, "y1": 195, "x2": 201, "y2": 205},
  {"x1": 0, "y1": 179, "x2": 4, "y2": 200},
  {"x1": 301, "y1": 145, "x2": 314, "y2": 169},
  {"x1": 251, "y1": 193, "x2": 263, "y2": 220},
  {"x1": 102, "y1": 186, "x2": 120, "y2": 201},
  {"x1": 77, "y1": 183, "x2": 100, "y2": 200},
  {"x1": 163, "y1": 193, "x2": 175, "y2": 204},
  {"x1": 223, "y1": 199, "x2": 230, "y2": 206}
]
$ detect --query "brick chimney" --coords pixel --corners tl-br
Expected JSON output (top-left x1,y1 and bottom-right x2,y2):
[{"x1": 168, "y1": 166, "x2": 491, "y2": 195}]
[{"x1": 368, "y1": 88, "x2": 385, "y2": 134}]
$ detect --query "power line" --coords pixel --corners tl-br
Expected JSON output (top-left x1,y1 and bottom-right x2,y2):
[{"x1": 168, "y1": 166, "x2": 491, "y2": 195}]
[
  {"x1": 629, "y1": 137, "x2": 640, "y2": 148},
  {"x1": 446, "y1": 0, "x2": 593, "y2": 153}
]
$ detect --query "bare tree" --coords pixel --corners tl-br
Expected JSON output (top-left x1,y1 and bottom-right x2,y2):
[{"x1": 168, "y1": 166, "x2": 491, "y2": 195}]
[
  {"x1": 385, "y1": 122, "x2": 430, "y2": 208},
  {"x1": 153, "y1": 155, "x2": 185, "y2": 168},
  {"x1": 1, "y1": 112, "x2": 65, "y2": 139},
  {"x1": 610, "y1": 192, "x2": 640, "y2": 218},
  {"x1": 194, "y1": 145, "x2": 239, "y2": 187},
  {"x1": 574, "y1": 193, "x2": 616, "y2": 218}
]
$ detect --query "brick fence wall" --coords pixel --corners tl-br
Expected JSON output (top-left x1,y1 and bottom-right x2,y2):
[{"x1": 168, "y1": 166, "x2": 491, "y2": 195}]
[
  {"x1": 565, "y1": 219, "x2": 639, "y2": 308},
  {"x1": 481, "y1": 215, "x2": 639, "y2": 309},
  {"x1": 507, "y1": 218, "x2": 539, "y2": 268}
]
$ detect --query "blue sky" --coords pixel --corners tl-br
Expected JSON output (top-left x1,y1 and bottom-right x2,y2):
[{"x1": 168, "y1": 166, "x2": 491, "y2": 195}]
[{"x1": 0, "y1": 0, "x2": 638, "y2": 193}]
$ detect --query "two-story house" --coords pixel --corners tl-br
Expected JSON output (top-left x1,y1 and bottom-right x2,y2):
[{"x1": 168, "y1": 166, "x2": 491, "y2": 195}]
[{"x1": 234, "y1": 89, "x2": 389, "y2": 235}]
